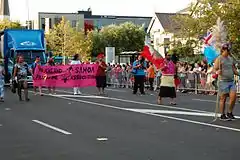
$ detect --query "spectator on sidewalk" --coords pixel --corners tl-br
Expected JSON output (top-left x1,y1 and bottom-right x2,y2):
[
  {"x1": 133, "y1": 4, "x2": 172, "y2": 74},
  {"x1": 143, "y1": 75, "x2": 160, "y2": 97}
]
[{"x1": 147, "y1": 62, "x2": 155, "y2": 91}]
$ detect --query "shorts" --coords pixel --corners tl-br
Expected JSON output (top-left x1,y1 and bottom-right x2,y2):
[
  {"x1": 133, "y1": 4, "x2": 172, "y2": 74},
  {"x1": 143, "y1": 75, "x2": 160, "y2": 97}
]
[
  {"x1": 96, "y1": 76, "x2": 107, "y2": 88},
  {"x1": 219, "y1": 81, "x2": 236, "y2": 95}
]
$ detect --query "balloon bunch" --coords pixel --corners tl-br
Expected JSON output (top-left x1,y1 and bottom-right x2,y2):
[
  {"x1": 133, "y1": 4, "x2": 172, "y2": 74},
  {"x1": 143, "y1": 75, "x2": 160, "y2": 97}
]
[{"x1": 203, "y1": 17, "x2": 227, "y2": 65}]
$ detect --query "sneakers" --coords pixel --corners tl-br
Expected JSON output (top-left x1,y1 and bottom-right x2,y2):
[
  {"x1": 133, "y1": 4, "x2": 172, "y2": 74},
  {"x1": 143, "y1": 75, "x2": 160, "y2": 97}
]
[
  {"x1": 220, "y1": 113, "x2": 236, "y2": 121},
  {"x1": 219, "y1": 114, "x2": 231, "y2": 121},
  {"x1": 227, "y1": 112, "x2": 236, "y2": 120}
]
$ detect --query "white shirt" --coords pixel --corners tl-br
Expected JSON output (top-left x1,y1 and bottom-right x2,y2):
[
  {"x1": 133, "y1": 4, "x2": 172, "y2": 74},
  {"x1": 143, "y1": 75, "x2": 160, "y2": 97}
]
[{"x1": 70, "y1": 60, "x2": 81, "y2": 65}]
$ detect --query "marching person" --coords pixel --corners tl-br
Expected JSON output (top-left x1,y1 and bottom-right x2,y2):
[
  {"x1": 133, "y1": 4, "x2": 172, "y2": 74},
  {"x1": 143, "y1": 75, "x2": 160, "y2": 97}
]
[
  {"x1": 70, "y1": 54, "x2": 82, "y2": 95},
  {"x1": 214, "y1": 44, "x2": 240, "y2": 120},
  {"x1": 46, "y1": 58, "x2": 56, "y2": 95},
  {"x1": 0, "y1": 59, "x2": 5, "y2": 102},
  {"x1": 32, "y1": 56, "x2": 43, "y2": 96},
  {"x1": 13, "y1": 55, "x2": 31, "y2": 101},
  {"x1": 158, "y1": 53, "x2": 177, "y2": 105},
  {"x1": 96, "y1": 53, "x2": 107, "y2": 95},
  {"x1": 132, "y1": 55, "x2": 147, "y2": 95}
]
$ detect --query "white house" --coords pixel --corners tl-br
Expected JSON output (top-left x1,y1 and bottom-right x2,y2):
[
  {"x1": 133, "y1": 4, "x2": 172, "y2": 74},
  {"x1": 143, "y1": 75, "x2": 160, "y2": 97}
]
[{"x1": 147, "y1": 13, "x2": 184, "y2": 57}]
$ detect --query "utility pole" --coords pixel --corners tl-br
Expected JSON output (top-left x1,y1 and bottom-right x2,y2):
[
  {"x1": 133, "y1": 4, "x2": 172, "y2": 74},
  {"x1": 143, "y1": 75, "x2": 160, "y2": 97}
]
[{"x1": 26, "y1": 0, "x2": 30, "y2": 29}]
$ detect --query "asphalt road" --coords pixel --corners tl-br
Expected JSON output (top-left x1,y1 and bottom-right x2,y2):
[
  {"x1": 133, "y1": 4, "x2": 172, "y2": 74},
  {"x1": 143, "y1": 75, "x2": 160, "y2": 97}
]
[{"x1": 1, "y1": 86, "x2": 240, "y2": 160}]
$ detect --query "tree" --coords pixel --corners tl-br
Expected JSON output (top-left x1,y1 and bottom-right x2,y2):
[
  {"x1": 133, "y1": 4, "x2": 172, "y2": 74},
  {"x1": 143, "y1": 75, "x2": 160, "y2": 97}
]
[
  {"x1": 173, "y1": 0, "x2": 240, "y2": 58},
  {"x1": 46, "y1": 17, "x2": 93, "y2": 61},
  {"x1": 0, "y1": 19, "x2": 21, "y2": 30},
  {"x1": 92, "y1": 22, "x2": 146, "y2": 56}
]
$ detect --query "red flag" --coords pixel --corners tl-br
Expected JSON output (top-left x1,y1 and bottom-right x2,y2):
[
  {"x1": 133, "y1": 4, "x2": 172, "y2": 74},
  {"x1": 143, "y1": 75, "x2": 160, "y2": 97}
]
[
  {"x1": 141, "y1": 45, "x2": 165, "y2": 69},
  {"x1": 141, "y1": 46, "x2": 153, "y2": 62},
  {"x1": 152, "y1": 57, "x2": 165, "y2": 69}
]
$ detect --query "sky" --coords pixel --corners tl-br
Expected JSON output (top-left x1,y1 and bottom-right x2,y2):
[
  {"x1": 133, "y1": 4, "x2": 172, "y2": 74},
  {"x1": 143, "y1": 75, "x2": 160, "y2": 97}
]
[{"x1": 8, "y1": 0, "x2": 192, "y2": 22}]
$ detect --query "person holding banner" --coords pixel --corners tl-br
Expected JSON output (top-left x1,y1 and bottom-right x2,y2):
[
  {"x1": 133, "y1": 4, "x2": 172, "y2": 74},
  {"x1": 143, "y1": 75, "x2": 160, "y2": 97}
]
[
  {"x1": 70, "y1": 54, "x2": 82, "y2": 95},
  {"x1": 32, "y1": 56, "x2": 43, "y2": 96},
  {"x1": 158, "y1": 53, "x2": 176, "y2": 105},
  {"x1": 96, "y1": 53, "x2": 107, "y2": 95},
  {"x1": 214, "y1": 44, "x2": 240, "y2": 121},
  {"x1": 46, "y1": 58, "x2": 56, "y2": 95}
]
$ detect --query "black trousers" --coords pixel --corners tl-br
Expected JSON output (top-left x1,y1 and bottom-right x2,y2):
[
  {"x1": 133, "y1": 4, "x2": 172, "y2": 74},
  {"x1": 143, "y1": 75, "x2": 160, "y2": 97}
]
[
  {"x1": 149, "y1": 78, "x2": 154, "y2": 91},
  {"x1": 133, "y1": 76, "x2": 145, "y2": 94}
]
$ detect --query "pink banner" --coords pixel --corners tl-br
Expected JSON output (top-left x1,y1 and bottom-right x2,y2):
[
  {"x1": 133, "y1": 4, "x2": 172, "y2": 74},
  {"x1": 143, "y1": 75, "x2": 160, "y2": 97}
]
[{"x1": 33, "y1": 64, "x2": 98, "y2": 88}]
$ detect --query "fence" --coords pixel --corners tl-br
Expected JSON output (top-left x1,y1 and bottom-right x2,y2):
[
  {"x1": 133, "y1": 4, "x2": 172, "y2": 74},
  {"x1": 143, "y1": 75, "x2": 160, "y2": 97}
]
[{"x1": 106, "y1": 70, "x2": 240, "y2": 94}]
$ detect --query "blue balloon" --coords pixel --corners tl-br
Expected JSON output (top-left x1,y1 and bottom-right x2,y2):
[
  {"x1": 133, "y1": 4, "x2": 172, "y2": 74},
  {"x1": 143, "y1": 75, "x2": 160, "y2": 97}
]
[{"x1": 204, "y1": 46, "x2": 219, "y2": 64}]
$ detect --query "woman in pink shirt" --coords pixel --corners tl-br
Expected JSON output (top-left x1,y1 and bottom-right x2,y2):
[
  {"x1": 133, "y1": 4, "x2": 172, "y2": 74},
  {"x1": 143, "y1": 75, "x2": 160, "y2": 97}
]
[{"x1": 158, "y1": 53, "x2": 176, "y2": 105}]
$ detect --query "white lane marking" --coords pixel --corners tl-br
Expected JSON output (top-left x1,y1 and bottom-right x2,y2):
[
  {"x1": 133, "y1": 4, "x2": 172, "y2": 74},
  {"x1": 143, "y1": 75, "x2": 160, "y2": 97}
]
[
  {"x1": 127, "y1": 109, "x2": 240, "y2": 118},
  {"x1": 105, "y1": 88, "x2": 127, "y2": 92},
  {"x1": 193, "y1": 98, "x2": 240, "y2": 105},
  {"x1": 0, "y1": 124, "x2": 2, "y2": 127},
  {"x1": 5, "y1": 108, "x2": 11, "y2": 111},
  {"x1": 97, "y1": 137, "x2": 108, "y2": 141},
  {"x1": 50, "y1": 95, "x2": 240, "y2": 132},
  {"x1": 32, "y1": 120, "x2": 72, "y2": 135},
  {"x1": 54, "y1": 95, "x2": 105, "y2": 99},
  {"x1": 193, "y1": 99, "x2": 217, "y2": 103},
  {"x1": 50, "y1": 89, "x2": 209, "y2": 114}
]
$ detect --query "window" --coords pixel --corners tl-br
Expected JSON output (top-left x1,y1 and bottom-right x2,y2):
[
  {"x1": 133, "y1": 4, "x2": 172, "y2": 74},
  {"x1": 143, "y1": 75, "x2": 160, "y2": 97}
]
[
  {"x1": 72, "y1": 20, "x2": 77, "y2": 28},
  {"x1": 41, "y1": 18, "x2": 45, "y2": 30},
  {"x1": 49, "y1": 18, "x2": 52, "y2": 29},
  {"x1": 54, "y1": 17, "x2": 62, "y2": 25},
  {"x1": 164, "y1": 38, "x2": 170, "y2": 54}
]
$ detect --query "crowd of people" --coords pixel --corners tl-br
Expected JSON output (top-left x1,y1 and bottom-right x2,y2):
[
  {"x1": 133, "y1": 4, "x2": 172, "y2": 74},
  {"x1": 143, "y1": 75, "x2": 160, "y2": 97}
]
[{"x1": 0, "y1": 44, "x2": 239, "y2": 121}]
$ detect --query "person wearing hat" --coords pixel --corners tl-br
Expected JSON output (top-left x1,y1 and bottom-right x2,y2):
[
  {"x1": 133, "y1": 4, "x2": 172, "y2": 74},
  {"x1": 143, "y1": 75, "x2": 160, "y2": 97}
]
[
  {"x1": 214, "y1": 44, "x2": 240, "y2": 121},
  {"x1": 0, "y1": 59, "x2": 5, "y2": 102},
  {"x1": 96, "y1": 53, "x2": 107, "y2": 95}
]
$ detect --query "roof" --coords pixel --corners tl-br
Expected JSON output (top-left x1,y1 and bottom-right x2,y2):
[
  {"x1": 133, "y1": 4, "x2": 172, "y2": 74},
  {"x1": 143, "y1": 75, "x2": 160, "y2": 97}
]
[
  {"x1": 0, "y1": 0, "x2": 10, "y2": 16},
  {"x1": 39, "y1": 12, "x2": 152, "y2": 20},
  {"x1": 39, "y1": 12, "x2": 79, "y2": 15},
  {"x1": 84, "y1": 15, "x2": 152, "y2": 19},
  {"x1": 155, "y1": 13, "x2": 186, "y2": 33}
]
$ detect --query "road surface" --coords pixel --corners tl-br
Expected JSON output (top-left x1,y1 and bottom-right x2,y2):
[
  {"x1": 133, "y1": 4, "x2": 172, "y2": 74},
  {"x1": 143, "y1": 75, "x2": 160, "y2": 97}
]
[{"x1": 0, "y1": 87, "x2": 240, "y2": 160}]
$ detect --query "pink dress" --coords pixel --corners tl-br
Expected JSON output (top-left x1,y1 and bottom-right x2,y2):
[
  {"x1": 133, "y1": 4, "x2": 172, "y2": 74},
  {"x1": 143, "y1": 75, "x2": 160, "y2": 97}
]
[{"x1": 161, "y1": 60, "x2": 175, "y2": 76}]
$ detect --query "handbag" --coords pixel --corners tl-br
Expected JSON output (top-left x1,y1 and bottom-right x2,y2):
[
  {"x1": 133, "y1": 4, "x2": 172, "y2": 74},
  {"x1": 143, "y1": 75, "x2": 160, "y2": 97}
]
[{"x1": 11, "y1": 80, "x2": 18, "y2": 94}]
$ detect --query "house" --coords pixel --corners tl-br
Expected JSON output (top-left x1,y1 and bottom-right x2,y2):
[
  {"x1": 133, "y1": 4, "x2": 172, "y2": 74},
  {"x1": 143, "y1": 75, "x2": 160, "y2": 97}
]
[{"x1": 147, "y1": 13, "x2": 183, "y2": 57}]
